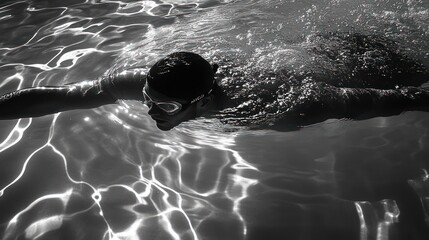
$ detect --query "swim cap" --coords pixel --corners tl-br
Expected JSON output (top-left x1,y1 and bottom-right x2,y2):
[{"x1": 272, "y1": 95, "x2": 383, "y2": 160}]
[{"x1": 147, "y1": 52, "x2": 215, "y2": 101}]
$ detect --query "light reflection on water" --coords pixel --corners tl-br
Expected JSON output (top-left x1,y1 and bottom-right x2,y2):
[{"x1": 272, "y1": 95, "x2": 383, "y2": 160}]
[
  {"x1": 1, "y1": 0, "x2": 429, "y2": 239},
  {"x1": 0, "y1": 107, "x2": 259, "y2": 239}
]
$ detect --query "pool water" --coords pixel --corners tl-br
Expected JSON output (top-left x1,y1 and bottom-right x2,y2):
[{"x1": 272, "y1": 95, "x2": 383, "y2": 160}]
[{"x1": 0, "y1": 0, "x2": 429, "y2": 239}]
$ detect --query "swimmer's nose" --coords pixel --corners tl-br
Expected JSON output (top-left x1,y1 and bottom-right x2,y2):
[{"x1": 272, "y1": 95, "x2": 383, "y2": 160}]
[
  {"x1": 148, "y1": 103, "x2": 162, "y2": 115},
  {"x1": 143, "y1": 99, "x2": 152, "y2": 108}
]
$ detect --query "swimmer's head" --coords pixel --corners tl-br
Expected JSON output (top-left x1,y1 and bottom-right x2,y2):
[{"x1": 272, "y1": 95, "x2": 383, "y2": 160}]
[
  {"x1": 144, "y1": 52, "x2": 218, "y2": 130},
  {"x1": 147, "y1": 52, "x2": 215, "y2": 100}
]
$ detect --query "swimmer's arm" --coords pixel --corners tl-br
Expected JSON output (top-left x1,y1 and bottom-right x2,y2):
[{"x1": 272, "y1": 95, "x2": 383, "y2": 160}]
[
  {"x1": 0, "y1": 69, "x2": 146, "y2": 120},
  {"x1": 336, "y1": 86, "x2": 429, "y2": 119},
  {"x1": 287, "y1": 83, "x2": 429, "y2": 123},
  {"x1": 302, "y1": 83, "x2": 429, "y2": 120},
  {"x1": 0, "y1": 80, "x2": 117, "y2": 120}
]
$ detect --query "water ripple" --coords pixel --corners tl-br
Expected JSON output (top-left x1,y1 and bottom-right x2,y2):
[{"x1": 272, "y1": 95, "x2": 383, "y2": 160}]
[{"x1": 1, "y1": 0, "x2": 429, "y2": 239}]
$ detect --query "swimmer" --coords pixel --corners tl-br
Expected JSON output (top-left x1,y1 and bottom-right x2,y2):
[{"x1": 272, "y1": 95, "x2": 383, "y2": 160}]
[
  {"x1": 0, "y1": 52, "x2": 220, "y2": 131},
  {"x1": 1, "y1": 33, "x2": 429, "y2": 130}
]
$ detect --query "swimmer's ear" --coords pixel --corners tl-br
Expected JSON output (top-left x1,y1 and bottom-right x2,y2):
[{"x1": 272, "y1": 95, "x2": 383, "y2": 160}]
[{"x1": 211, "y1": 63, "x2": 219, "y2": 74}]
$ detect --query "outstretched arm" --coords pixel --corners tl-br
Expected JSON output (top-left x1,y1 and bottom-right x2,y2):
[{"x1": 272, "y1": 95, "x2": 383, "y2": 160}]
[
  {"x1": 0, "y1": 80, "x2": 116, "y2": 120},
  {"x1": 282, "y1": 82, "x2": 429, "y2": 125},
  {"x1": 0, "y1": 68, "x2": 146, "y2": 120},
  {"x1": 338, "y1": 86, "x2": 429, "y2": 119}
]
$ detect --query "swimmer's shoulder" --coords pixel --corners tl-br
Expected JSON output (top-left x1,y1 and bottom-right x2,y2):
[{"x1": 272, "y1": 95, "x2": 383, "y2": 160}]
[{"x1": 100, "y1": 67, "x2": 147, "y2": 100}]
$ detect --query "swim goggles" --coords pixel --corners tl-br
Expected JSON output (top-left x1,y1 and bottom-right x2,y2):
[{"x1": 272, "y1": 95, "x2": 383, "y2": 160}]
[{"x1": 143, "y1": 86, "x2": 213, "y2": 115}]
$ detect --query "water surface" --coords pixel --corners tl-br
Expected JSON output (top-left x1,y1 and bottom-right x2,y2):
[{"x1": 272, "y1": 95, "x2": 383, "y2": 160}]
[{"x1": 0, "y1": 0, "x2": 429, "y2": 239}]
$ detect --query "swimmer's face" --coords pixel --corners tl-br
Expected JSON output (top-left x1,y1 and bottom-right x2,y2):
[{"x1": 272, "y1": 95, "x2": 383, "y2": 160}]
[{"x1": 143, "y1": 85, "x2": 199, "y2": 131}]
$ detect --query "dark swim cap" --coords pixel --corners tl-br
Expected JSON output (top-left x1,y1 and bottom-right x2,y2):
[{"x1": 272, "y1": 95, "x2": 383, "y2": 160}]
[{"x1": 147, "y1": 52, "x2": 215, "y2": 101}]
